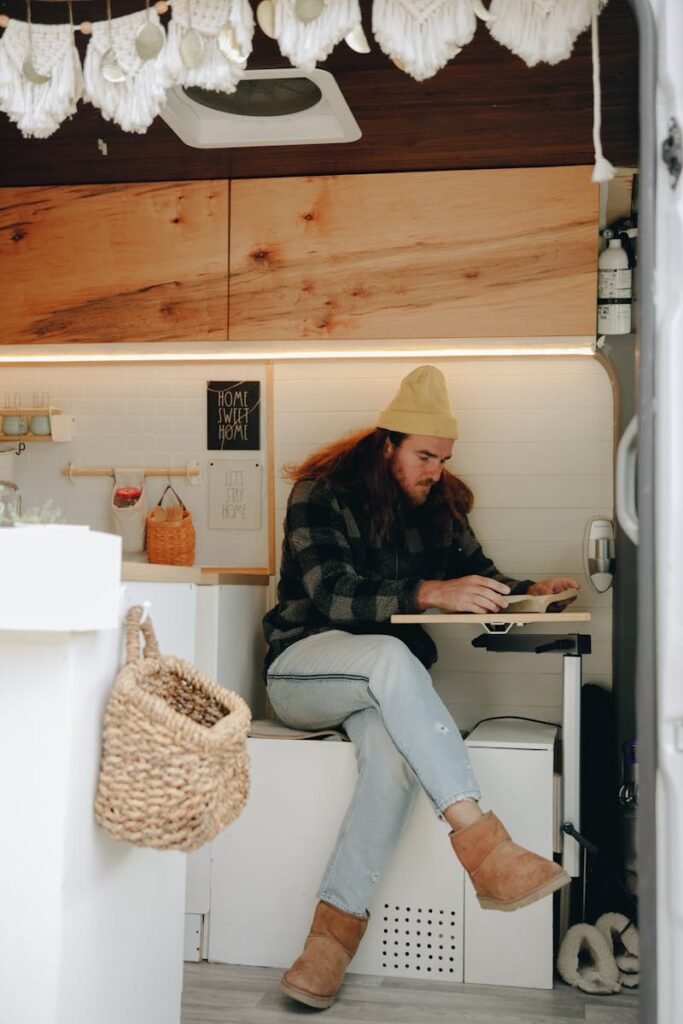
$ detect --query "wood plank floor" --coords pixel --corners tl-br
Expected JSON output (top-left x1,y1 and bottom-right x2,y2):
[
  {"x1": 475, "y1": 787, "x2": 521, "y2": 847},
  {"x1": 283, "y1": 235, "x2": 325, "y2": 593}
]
[{"x1": 182, "y1": 963, "x2": 639, "y2": 1024}]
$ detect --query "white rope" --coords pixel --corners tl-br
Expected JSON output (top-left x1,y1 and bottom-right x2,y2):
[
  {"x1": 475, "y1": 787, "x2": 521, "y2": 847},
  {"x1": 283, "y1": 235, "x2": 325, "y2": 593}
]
[{"x1": 591, "y1": 8, "x2": 615, "y2": 182}]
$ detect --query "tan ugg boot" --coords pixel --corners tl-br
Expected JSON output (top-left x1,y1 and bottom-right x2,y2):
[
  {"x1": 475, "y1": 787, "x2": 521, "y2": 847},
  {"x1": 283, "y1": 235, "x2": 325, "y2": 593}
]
[
  {"x1": 450, "y1": 810, "x2": 570, "y2": 912},
  {"x1": 280, "y1": 900, "x2": 368, "y2": 1009}
]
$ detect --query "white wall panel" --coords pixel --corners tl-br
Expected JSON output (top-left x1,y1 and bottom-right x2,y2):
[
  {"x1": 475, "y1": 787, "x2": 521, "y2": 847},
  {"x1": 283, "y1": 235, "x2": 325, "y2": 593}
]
[{"x1": 3, "y1": 362, "x2": 270, "y2": 568}]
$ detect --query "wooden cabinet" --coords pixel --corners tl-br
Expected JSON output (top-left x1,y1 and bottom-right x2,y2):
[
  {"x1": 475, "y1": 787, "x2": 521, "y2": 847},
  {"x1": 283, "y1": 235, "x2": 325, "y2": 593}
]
[
  {"x1": 228, "y1": 166, "x2": 599, "y2": 341},
  {"x1": 2, "y1": 167, "x2": 598, "y2": 347},
  {"x1": 1, "y1": 180, "x2": 229, "y2": 344}
]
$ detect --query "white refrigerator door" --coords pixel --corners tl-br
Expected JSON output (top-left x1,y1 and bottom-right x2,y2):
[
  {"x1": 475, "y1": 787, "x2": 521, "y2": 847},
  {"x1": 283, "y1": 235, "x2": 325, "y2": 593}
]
[{"x1": 653, "y1": 1, "x2": 683, "y2": 1021}]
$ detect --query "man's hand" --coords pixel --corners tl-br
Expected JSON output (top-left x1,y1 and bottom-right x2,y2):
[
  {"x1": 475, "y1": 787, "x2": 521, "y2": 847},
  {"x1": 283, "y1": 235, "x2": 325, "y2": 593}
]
[
  {"x1": 526, "y1": 577, "x2": 580, "y2": 611},
  {"x1": 416, "y1": 576, "x2": 511, "y2": 614}
]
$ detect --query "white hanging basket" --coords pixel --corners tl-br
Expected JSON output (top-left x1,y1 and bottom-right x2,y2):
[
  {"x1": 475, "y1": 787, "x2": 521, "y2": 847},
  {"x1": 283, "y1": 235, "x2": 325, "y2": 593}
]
[{"x1": 0, "y1": 19, "x2": 82, "y2": 139}]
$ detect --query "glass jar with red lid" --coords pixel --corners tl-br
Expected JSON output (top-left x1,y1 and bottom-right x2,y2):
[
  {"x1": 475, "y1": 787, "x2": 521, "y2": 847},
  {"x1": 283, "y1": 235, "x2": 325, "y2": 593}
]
[{"x1": 113, "y1": 486, "x2": 142, "y2": 508}]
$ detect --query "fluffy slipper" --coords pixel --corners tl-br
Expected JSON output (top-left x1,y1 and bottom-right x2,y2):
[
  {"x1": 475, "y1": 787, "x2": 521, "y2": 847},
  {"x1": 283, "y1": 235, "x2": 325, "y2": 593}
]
[
  {"x1": 556, "y1": 923, "x2": 621, "y2": 995},
  {"x1": 595, "y1": 912, "x2": 640, "y2": 987}
]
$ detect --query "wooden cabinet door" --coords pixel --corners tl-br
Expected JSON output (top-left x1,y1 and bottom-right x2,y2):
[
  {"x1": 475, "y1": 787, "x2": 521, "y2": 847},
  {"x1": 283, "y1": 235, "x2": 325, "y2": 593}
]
[
  {"x1": 1, "y1": 180, "x2": 228, "y2": 344},
  {"x1": 229, "y1": 167, "x2": 598, "y2": 341}
]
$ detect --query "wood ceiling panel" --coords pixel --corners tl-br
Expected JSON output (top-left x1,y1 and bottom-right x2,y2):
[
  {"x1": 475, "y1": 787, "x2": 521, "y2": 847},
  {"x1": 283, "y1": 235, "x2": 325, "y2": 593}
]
[
  {"x1": 229, "y1": 166, "x2": 599, "y2": 341},
  {"x1": 0, "y1": 180, "x2": 228, "y2": 343},
  {"x1": 0, "y1": 1, "x2": 637, "y2": 185}
]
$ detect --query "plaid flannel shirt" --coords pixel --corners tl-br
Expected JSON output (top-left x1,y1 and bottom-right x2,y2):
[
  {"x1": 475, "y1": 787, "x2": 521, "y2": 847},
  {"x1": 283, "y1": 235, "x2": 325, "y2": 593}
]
[{"x1": 263, "y1": 477, "x2": 532, "y2": 677}]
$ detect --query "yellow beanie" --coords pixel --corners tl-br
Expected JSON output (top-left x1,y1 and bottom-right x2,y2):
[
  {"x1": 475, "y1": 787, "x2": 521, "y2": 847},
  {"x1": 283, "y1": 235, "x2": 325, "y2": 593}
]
[{"x1": 376, "y1": 365, "x2": 458, "y2": 439}]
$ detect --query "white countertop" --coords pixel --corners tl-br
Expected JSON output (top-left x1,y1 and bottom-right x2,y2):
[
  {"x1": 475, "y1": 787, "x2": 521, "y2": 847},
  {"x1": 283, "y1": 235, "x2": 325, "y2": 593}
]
[{"x1": 1, "y1": 525, "x2": 121, "y2": 631}]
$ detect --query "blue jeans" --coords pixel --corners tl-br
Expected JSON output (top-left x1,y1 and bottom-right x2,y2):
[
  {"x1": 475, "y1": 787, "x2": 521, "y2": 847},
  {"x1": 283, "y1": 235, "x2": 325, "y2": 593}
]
[{"x1": 266, "y1": 630, "x2": 480, "y2": 918}]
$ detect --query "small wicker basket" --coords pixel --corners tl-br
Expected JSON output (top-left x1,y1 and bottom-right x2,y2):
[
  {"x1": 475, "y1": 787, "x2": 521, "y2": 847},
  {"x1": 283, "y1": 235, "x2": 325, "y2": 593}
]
[
  {"x1": 95, "y1": 606, "x2": 251, "y2": 852},
  {"x1": 146, "y1": 484, "x2": 195, "y2": 567}
]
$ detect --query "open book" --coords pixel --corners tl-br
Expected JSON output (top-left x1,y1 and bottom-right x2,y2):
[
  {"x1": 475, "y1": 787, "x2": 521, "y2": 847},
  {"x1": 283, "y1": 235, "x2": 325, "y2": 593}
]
[{"x1": 504, "y1": 587, "x2": 579, "y2": 614}]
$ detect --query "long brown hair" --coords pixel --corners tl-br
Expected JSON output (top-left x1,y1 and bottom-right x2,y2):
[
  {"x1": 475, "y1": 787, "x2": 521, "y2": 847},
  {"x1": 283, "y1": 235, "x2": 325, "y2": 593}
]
[{"x1": 285, "y1": 428, "x2": 473, "y2": 539}]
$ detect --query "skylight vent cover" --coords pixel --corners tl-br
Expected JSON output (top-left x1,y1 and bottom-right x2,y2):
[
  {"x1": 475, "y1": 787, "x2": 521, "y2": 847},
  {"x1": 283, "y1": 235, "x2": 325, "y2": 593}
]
[{"x1": 159, "y1": 68, "x2": 361, "y2": 149}]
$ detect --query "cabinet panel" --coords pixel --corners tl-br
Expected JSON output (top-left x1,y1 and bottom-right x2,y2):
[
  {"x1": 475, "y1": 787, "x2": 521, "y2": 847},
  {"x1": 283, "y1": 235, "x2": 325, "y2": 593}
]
[
  {"x1": 1, "y1": 180, "x2": 228, "y2": 344},
  {"x1": 207, "y1": 738, "x2": 465, "y2": 981},
  {"x1": 229, "y1": 167, "x2": 598, "y2": 341},
  {"x1": 464, "y1": 731, "x2": 556, "y2": 989}
]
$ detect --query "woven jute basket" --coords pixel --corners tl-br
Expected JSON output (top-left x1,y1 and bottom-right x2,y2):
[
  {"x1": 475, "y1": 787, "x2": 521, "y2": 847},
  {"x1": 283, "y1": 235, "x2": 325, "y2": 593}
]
[
  {"x1": 95, "y1": 606, "x2": 251, "y2": 852},
  {"x1": 146, "y1": 484, "x2": 195, "y2": 567}
]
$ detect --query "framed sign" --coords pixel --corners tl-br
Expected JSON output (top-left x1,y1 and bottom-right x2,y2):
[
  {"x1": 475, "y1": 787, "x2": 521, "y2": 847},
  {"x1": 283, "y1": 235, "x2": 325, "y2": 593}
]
[
  {"x1": 207, "y1": 460, "x2": 262, "y2": 531},
  {"x1": 207, "y1": 380, "x2": 261, "y2": 451}
]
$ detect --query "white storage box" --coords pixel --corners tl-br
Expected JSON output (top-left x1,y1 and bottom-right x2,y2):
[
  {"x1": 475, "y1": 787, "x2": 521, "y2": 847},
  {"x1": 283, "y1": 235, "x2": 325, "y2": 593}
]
[{"x1": 207, "y1": 736, "x2": 465, "y2": 982}]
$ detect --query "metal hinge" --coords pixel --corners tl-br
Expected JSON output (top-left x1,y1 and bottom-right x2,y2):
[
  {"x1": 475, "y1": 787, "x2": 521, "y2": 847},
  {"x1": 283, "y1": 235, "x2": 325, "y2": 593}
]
[{"x1": 662, "y1": 117, "x2": 682, "y2": 189}]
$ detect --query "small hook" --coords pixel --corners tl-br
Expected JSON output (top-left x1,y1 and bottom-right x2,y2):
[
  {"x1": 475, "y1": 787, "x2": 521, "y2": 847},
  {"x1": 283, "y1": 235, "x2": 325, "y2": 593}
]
[{"x1": 139, "y1": 600, "x2": 151, "y2": 625}]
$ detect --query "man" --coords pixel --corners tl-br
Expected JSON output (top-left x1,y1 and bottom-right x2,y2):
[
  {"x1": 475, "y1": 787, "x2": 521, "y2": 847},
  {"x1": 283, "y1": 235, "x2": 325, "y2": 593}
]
[{"x1": 263, "y1": 365, "x2": 578, "y2": 1009}]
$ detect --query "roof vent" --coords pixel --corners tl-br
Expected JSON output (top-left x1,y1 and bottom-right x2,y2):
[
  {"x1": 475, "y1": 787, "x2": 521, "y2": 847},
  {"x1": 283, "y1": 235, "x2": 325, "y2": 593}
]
[{"x1": 160, "y1": 68, "x2": 361, "y2": 149}]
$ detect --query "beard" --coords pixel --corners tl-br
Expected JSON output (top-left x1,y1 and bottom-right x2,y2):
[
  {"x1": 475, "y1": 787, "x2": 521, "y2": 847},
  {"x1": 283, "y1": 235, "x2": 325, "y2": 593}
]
[{"x1": 388, "y1": 453, "x2": 434, "y2": 507}]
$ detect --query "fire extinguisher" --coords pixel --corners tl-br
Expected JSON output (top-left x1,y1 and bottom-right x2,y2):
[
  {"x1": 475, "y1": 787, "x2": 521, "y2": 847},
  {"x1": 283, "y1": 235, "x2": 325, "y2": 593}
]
[{"x1": 597, "y1": 224, "x2": 637, "y2": 335}]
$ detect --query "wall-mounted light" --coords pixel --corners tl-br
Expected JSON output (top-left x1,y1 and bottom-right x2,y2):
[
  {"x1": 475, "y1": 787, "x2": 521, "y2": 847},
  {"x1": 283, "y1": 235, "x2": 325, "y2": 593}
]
[{"x1": 0, "y1": 337, "x2": 596, "y2": 365}]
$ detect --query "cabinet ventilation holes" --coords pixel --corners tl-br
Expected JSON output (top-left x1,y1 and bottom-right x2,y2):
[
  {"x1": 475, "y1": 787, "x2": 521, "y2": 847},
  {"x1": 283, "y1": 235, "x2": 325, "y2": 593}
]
[{"x1": 380, "y1": 903, "x2": 459, "y2": 976}]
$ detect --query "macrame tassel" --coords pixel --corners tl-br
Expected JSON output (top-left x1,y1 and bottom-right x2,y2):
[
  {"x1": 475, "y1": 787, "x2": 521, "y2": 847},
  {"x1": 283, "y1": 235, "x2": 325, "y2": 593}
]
[
  {"x1": 272, "y1": 0, "x2": 360, "y2": 73},
  {"x1": 488, "y1": 0, "x2": 607, "y2": 67},
  {"x1": 0, "y1": 19, "x2": 81, "y2": 138},
  {"x1": 590, "y1": 8, "x2": 614, "y2": 182},
  {"x1": 83, "y1": 10, "x2": 168, "y2": 133},
  {"x1": 372, "y1": 0, "x2": 477, "y2": 81},
  {"x1": 164, "y1": 0, "x2": 252, "y2": 91}
]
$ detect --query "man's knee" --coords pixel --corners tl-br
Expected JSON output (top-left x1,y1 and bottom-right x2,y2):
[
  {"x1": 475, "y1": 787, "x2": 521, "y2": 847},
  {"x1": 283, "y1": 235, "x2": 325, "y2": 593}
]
[{"x1": 366, "y1": 635, "x2": 432, "y2": 698}]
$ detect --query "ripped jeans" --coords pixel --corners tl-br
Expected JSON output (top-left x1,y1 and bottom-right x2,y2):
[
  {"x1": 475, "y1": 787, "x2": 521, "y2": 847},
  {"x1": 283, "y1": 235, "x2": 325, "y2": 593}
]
[{"x1": 266, "y1": 629, "x2": 480, "y2": 918}]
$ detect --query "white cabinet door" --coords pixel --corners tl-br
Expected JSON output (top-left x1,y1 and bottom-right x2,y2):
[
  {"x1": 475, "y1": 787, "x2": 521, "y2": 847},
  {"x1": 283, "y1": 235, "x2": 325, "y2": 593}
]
[
  {"x1": 121, "y1": 581, "x2": 198, "y2": 661},
  {"x1": 465, "y1": 724, "x2": 556, "y2": 989}
]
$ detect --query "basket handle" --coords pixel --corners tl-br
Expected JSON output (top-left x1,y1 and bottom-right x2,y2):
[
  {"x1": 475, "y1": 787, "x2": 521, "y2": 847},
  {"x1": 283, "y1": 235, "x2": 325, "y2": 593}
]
[
  {"x1": 156, "y1": 484, "x2": 187, "y2": 511},
  {"x1": 125, "y1": 605, "x2": 161, "y2": 662}
]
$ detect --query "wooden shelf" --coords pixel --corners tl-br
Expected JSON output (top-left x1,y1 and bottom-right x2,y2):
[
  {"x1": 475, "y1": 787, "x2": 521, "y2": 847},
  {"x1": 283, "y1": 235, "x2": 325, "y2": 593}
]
[
  {"x1": 0, "y1": 433, "x2": 54, "y2": 442},
  {"x1": 0, "y1": 407, "x2": 62, "y2": 443},
  {"x1": 0, "y1": 406, "x2": 60, "y2": 415}
]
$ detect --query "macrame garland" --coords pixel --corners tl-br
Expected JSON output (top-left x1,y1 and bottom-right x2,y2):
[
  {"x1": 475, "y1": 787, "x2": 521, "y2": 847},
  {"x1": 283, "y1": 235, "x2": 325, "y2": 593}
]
[
  {"x1": 590, "y1": 8, "x2": 614, "y2": 182},
  {"x1": 271, "y1": 0, "x2": 361, "y2": 74},
  {"x1": 164, "y1": 0, "x2": 253, "y2": 91},
  {"x1": 0, "y1": 19, "x2": 81, "y2": 138},
  {"x1": 372, "y1": 0, "x2": 485, "y2": 82},
  {"x1": 488, "y1": 0, "x2": 607, "y2": 68},
  {"x1": 83, "y1": 10, "x2": 168, "y2": 133}
]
